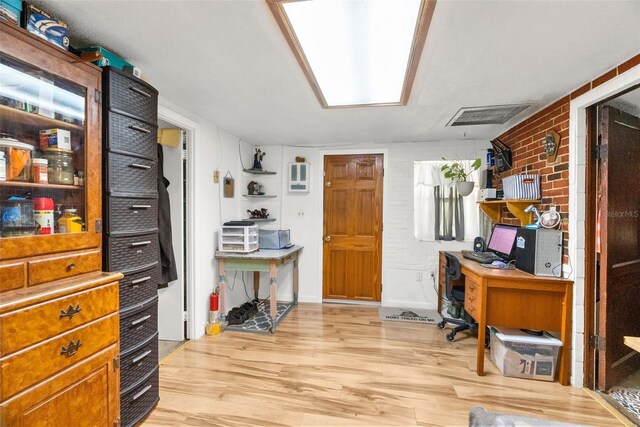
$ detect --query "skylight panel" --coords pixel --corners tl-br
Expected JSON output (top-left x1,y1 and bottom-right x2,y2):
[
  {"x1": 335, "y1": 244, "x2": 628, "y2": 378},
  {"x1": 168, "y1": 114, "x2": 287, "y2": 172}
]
[{"x1": 269, "y1": 0, "x2": 434, "y2": 108}]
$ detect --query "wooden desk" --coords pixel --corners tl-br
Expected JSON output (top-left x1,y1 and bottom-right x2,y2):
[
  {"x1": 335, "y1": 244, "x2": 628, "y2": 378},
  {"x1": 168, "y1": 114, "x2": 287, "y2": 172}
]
[
  {"x1": 438, "y1": 251, "x2": 573, "y2": 385},
  {"x1": 624, "y1": 336, "x2": 640, "y2": 353},
  {"x1": 215, "y1": 246, "x2": 303, "y2": 333}
]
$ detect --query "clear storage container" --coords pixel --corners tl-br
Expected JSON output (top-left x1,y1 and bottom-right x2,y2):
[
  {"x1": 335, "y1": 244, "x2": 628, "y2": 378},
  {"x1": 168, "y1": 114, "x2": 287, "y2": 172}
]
[
  {"x1": 44, "y1": 147, "x2": 74, "y2": 185},
  {"x1": 258, "y1": 229, "x2": 291, "y2": 249},
  {"x1": 0, "y1": 136, "x2": 33, "y2": 182}
]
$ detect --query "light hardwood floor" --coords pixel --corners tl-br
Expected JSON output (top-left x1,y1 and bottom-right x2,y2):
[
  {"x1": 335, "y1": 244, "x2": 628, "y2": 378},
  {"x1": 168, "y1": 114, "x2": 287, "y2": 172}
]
[{"x1": 143, "y1": 303, "x2": 621, "y2": 426}]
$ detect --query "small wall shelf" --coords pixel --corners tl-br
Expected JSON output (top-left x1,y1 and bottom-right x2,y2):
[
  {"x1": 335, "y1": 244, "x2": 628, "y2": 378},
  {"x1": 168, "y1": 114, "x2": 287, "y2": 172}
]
[
  {"x1": 242, "y1": 218, "x2": 277, "y2": 223},
  {"x1": 243, "y1": 168, "x2": 276, "y2": 175},
  {"x1": 242, "y1": 194, "x2": 277, "y2": 199},
  {"x1": 478, "y1": 199, "x2": 540, "y2": 226}
]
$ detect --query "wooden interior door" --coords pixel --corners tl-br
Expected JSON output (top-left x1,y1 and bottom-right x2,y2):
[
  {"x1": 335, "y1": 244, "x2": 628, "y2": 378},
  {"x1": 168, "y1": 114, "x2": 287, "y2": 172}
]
[
  {"x1": 323, "y1": 154, "x2": 383, "y2": 302},
  {"x1": 597, "y1": 106, "x2": 640, "y2": 391}
]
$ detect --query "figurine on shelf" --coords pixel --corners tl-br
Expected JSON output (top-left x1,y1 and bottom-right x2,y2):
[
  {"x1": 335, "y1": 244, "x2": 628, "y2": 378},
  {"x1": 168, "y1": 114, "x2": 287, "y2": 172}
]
[
  {"x1": 253, "y1": 148, "x2": 266, "y2": 170},
  {"x1": 247, "y1": 208, "x2": 269, "y2": 219},
  {"x1": 247, "y1": 180, "x2": 260, "y2": 195}
]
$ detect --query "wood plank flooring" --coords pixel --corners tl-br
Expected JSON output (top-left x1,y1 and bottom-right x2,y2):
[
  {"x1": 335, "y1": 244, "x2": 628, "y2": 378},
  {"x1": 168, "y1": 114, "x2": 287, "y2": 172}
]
[{"x1": 143, "y1": 303, "x2": 621, "y2": 426}]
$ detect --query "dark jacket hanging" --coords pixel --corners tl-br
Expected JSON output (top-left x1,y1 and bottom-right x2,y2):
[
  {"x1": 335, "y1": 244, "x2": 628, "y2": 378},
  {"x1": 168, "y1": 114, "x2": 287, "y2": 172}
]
[{"x1": 157, "y1": 144, "x2": 178, "y2": 286}]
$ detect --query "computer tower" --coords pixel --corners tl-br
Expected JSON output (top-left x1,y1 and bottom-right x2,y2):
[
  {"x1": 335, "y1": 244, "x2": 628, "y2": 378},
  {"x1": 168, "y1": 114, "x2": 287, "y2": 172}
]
[{"x1": 515, "y1": 229, "x2": 563, "y2": 277}]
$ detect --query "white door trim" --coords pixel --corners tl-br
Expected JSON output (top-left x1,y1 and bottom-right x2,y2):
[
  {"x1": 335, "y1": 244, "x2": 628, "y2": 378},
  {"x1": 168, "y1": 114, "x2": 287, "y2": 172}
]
[
  {"x1": 317, "y1": 149, "x2": 389, "y2": 303},
  {"x1": 158, "y1": 103, "x2": 197, "y2": 340},
  {"x1": 568, "y1": 64, "x2": 640, "y2": 387}
]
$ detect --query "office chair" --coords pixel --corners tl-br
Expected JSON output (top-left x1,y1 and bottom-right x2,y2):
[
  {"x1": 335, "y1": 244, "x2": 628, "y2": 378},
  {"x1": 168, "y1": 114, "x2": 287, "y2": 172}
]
[{"x1": 437, "y1": 252, "x2": 477, "y2": 341}]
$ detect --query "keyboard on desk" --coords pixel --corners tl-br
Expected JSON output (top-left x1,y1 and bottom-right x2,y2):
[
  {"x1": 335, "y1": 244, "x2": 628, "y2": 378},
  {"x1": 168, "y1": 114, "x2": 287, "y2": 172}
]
[{"x1": 461, "y1": 250, "x2": 502, "y2": 263}]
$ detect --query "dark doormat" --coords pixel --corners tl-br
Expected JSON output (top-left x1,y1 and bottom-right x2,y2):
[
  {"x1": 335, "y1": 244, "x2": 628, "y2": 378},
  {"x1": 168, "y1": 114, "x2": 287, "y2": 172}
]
[
  {"x1": 609, "y1": 386, "x2": 640, "y2": 422},
  {"x1": 225, "y1": 301, "x2": 293, "y2": 334}
]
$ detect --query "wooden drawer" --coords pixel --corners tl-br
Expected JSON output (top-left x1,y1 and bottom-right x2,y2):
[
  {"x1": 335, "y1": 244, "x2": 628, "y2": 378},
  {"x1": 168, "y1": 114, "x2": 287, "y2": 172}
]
[
  {"x1": 0, "y1": 261, "x2": 26, "y2": 292},
  {"x1": 27, "y1": 250, "x2": 101, "y2": 286},
  {"x1": 465, "y1": 279, "x2": 480, "y2": 320},
  {"x1": 0, "y1": 282, "x2": 118, "y2": 356},
  {"x1": 0, "y1": 313, "x2": 118, "y2": 400}
]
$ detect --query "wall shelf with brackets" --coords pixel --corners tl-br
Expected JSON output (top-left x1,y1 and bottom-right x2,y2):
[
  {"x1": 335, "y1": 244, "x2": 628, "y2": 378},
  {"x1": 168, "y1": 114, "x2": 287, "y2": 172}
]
[{"x1": 478, "y1": 199, "x2": 540, "y2": 226}]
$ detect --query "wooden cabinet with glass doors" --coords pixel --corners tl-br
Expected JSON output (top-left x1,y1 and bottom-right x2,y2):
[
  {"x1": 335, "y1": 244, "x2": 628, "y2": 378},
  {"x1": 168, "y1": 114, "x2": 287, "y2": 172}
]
[{"x1": 0, "y1": 22, "x2": 120, "y2": 426}]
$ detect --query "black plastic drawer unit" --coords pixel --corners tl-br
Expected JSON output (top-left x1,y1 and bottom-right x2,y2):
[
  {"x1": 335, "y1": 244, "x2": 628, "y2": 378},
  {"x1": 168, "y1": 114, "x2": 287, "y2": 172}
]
[
  {"x1": 120, "y1": 366, "x2": 159, "y2": 427},
  {"x1": 105, "y1": 152, "x2": 157, "y2": 197},
  {"x1": 119, "y1": 263, "x2": 161, "y2": 310},
  {"x1": 119, "y1": 296, "x2": 158, "y2": 354},
  {"x1": 105, "y1": 112, "x2": 158, "y2": 160},
  {"x1": 104, "y1": 68, "x2": 158, "y2": 125},
  {"x1": 120, "y1": 333, "x2": 159, "y2": 394},
  {"x1": 106, "y1": 196, "x2": 159, "y2": 235},
  {"x1": 105, "y1": 232, "x2": 159, "y2": 273}
]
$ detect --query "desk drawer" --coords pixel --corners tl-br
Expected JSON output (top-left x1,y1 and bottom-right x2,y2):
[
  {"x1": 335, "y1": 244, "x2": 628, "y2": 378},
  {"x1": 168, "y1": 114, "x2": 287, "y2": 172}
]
[
  {"x1": 464, "y1": 279, "x2": 480, "y2": 320},
  {"x1": 0, "y1": 282, "x2": 118, "y2": 356},
  {"x1": 28, "y1": 250, "x2": 102, "y2": 286},
  {"x1": 0, "y1": 313, "x2": 118, "y2": 400}
]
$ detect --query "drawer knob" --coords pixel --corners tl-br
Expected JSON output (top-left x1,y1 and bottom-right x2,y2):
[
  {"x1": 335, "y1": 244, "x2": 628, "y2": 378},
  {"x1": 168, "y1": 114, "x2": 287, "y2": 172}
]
[
  {"x1": 67, "y1": 263, "x2": 76, "y2": 271},
  {"x1": 59, "y1": 304, "x2": 82, "y2": 319},
  {"x1": 60, "y1": 339, "x2": 82, "y2": 357}
]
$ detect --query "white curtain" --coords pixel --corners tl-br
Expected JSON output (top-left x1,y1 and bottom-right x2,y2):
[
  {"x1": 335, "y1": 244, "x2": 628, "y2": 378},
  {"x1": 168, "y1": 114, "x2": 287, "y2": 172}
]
[{"x1": 414, "y1": 160, "x2": 481, "y2": 241}]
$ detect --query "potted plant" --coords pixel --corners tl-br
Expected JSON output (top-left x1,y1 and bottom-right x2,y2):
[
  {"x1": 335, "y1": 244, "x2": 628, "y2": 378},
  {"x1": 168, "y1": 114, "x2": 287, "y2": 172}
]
[{"x1": 440, "y1": 158, "x2": 482, "y2": 196}]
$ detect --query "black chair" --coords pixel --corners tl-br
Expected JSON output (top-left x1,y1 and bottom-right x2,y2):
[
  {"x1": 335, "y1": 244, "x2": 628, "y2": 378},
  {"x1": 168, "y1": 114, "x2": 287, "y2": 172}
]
[{"x1": 437, "y1": 252, "x2": 477, "y2": 341}]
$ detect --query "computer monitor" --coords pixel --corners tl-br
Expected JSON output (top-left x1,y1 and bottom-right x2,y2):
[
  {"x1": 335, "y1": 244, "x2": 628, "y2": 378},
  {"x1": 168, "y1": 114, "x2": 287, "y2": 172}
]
[{"x1": 486, "y1": 224, "x2": 519, "y2": 261}]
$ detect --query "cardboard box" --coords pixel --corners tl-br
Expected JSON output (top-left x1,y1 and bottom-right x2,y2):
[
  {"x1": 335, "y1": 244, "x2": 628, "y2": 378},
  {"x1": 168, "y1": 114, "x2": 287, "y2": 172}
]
[
  {"x1": 23, "y1": 3, "x2": 69, "y2": 50},
  {"x1": 39, "y1": 129, "x2": 71, "y2": 150},
  {"x1": 490, "y1": 327, "x2": 562, "y2": 381},
  {"x1": 0, "y1": 0, "x2": 22, "y2": 25}
]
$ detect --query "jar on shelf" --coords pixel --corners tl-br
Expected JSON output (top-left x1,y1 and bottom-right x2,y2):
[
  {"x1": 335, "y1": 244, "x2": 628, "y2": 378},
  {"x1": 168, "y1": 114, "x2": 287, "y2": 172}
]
[
  {"x1": 44, "y1": 148, "x2": 74, "y2": 185},
  {"x1": 31, "y1": 158, "x2": 48, "y2": 184},
  {"x1": 58, "y1": 208, "x2": 82, "y2": 233},
  {"x1": 0, "y1": 136, "x2": 33, "y2": 182}
]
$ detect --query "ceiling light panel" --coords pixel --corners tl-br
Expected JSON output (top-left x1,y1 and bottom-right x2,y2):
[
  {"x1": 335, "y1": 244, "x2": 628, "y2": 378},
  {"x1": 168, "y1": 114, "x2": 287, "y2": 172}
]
[{"x1": 273, "y1": 0, "x2": 430, "y2": 108}]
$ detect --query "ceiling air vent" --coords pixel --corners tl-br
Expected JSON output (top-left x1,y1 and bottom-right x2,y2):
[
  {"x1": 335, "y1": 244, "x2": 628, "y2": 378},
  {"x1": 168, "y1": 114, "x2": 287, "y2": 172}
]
[{"x1": 447, "y1": 104, "x2": 530, "y2": 126}]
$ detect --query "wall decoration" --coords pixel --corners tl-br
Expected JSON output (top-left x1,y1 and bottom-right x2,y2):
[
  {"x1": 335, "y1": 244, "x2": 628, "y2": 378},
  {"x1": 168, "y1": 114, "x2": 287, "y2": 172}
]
[{"x1": 543, "y1": 130, "x2": 560, "y2": 162}]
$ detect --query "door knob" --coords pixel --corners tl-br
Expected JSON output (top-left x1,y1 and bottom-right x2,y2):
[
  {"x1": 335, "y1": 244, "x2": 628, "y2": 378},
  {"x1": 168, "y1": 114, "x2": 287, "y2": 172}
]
[
  {"x1": 325, "y1": 181, "x2": 331, "y2": 187},
  {"x1": 324, "y1": 235, "x2": 331, "y2": 242}
]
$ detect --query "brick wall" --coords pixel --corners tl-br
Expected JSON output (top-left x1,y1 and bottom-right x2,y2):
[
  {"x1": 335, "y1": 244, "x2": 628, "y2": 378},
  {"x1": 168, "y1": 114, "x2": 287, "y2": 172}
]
[{"x1": 495, "y1": 54, "x2": 640, "y2": 260}]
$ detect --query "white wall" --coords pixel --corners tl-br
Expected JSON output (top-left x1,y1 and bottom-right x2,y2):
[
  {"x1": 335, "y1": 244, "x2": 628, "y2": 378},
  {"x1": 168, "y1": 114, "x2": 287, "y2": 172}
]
[
  {"x1": 158, "y1": 97, "x2": 245, "y2": 339},
  {"x1": 255, "y1": 140, "x2": 491, "y2": 310}
]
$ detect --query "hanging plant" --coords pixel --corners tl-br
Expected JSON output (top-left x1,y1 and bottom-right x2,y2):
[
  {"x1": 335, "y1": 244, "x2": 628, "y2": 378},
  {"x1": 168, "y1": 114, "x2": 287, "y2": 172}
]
[{"x1": 441, "y1": 158, "x2": 481, "y2": 197}]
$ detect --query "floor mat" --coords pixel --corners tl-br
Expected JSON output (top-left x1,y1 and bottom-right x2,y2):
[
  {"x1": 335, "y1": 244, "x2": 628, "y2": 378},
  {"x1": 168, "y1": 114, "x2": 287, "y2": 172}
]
[
  {"x1": 225, "y1": 301, "x2": 293, "y2": 334},
  {"x1": 609, "y1": 386, "x2": 640, "y2": 421},
  {"x1": 378, "y1": 306, "x2": 441, "y2": 324}
]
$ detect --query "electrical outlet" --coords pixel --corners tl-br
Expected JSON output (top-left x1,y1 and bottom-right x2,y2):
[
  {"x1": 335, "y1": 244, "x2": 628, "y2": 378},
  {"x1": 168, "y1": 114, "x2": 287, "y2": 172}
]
[{"x1": 213, "y1": 170, "x2": 220, "y2": 183}]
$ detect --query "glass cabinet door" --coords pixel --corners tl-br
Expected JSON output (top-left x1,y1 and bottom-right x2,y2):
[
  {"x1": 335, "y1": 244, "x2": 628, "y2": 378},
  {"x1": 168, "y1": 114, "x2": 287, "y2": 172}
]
[{"x1": 0, "y1": 53, "x2": 87, "y2": 239}]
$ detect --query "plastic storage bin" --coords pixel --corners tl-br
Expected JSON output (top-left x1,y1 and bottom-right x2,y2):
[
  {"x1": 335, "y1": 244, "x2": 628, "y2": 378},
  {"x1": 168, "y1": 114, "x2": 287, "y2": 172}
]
[
  {"x1": 259, "y1": 229, "x2": 291, "y2": 249},
  {"x1": 0, "y1": 0, "x2": 22, "y2": 25},
  {"x1": 490, "y1": 327, "x2": 562, "y2": 381},
  {"x1": 218, "y1": 225, "x2": 258, "y2": 253}
]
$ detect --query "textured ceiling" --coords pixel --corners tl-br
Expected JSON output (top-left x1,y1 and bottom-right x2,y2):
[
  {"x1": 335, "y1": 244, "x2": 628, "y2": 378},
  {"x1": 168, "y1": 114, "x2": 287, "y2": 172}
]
[{"x1": 33, "y1": 0, "x2": 640, "y2": 146}]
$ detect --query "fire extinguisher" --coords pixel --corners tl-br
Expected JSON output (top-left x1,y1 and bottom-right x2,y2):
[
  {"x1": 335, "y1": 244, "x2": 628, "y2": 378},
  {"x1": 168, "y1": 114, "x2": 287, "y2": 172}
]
[{"x1": 209, "y1": 292, "x2": 219, "y2": 323}]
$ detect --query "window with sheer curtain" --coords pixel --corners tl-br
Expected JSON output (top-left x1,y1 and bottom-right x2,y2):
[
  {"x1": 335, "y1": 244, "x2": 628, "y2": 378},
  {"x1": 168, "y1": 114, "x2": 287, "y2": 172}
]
[{"x1": 414, "y1": 160, "x2": 481, "y2": 241}]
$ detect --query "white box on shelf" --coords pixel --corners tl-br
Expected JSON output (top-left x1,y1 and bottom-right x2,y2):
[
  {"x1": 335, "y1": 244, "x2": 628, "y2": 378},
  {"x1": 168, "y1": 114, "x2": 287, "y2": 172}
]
[
  {"x1": 490, "y1": 327, "x2": 562, "y2": 382},
  {"x1": 218, "y1": 225, "x2": 259, "y2": 253},
  {"x1": 288, "y1": 162, "x2": 309, "y2": 192}
]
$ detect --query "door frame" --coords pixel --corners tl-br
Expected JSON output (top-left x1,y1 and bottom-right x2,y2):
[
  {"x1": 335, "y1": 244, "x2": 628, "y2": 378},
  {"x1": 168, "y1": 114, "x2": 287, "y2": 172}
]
[
  {"x1": 317, "y1": 149, "x2": 388, "y2": 304},
  {"x1": 158, "y1": 104, "x2": 196, "y2": 340},
  {"x1": 569, "y1": 64, "x2": 640, "y2": 387}
]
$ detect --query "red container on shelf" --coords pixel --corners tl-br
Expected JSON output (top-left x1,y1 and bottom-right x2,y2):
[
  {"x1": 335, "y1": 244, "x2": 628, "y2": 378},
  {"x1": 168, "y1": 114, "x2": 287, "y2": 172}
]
[{"x1": 33, "y1": 197, "x2": 54, "y2": 234}]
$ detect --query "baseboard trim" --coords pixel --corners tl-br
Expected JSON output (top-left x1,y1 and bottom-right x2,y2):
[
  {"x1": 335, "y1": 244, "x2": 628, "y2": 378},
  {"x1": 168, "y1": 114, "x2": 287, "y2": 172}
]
[{"x1": 323, "y1": 299, "x2": 381, "y2": 306}]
